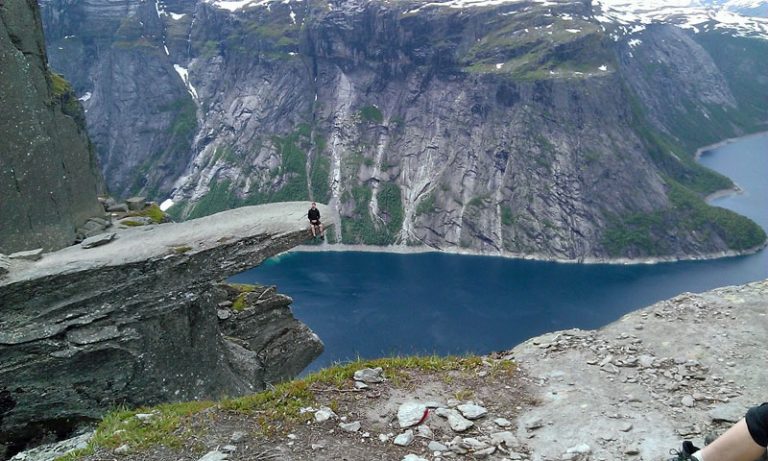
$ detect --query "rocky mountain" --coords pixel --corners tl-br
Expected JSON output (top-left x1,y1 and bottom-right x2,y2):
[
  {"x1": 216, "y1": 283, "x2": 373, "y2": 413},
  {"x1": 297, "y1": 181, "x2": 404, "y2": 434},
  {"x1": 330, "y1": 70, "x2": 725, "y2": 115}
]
[
  {"x1": 0, "y1": 202, "x2": 326, "y2": 458},
  {"x1": 0, "y1": 0, "x2": 104, "y2": 253},
  {"x1": 39, "y1": 0, "x2": 768, "y2": 260}
]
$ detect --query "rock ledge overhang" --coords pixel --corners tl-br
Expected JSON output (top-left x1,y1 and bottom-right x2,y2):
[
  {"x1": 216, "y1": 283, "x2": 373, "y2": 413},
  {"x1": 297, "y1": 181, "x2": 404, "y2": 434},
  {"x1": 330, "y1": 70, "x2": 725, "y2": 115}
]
[{"x1": 0, "y1": 202, "x2": 329, "y2": 454}]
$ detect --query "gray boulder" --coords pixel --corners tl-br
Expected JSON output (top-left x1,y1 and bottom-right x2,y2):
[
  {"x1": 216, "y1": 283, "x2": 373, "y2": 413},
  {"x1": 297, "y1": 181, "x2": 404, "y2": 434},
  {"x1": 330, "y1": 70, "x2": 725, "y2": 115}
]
[
  {"x1": 106, "y1": 203, "x2": 129, "y2": 213},
  {"x1": 79, "y1": 232, "x2": 116, "y2": 249},
  {"x1": 126, "y1": 197, "x2": 146, "y2": 211}
]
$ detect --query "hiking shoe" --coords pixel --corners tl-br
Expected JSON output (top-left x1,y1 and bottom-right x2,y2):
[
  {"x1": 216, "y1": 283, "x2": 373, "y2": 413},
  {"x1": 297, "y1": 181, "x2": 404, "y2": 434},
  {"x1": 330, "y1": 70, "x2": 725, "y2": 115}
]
[{"x1": 668, "y1": 441, "x2": 700, "y2": 460}]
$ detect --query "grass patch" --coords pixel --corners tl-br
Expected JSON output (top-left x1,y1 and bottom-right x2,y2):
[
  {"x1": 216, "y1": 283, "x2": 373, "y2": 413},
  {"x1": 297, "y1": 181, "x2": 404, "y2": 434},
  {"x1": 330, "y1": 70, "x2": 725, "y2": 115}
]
[
  {"x1": 229, "y1": 283, "x2": 257, "y2": 312},
  {"x1": 48, "y1": 72, "x2": 85, "y2": 122},
  {"x1": 125, "y1": 203, "x2": 166, "y2": 224},
  {"x1": 232, "y1": 293, "x2": 247, "y2": 312},
  {"x1": 57, "y1": 401, "x2": 214, "y2": 460},
  {"x1": 50, "y1": 72, "x2": 72, "y2": 98},
  {"x1": 56, "y1": 355, "x2": 516, "y2": 460},
  {"x1": 415, "y1": 192, "x2": 436, "y2": 216},
  {"x1": 501, "y1": 207, "x2": 515, "y2": 226},
  {"x1": 221, "y1": 355, "x2": 493, "y2": 424},
  {"x1": 377, "y1": 183, "x2": 404, "y2": 237},
  {"x1": 359, "y1": 105, "x2": 383, "y2": 124}
]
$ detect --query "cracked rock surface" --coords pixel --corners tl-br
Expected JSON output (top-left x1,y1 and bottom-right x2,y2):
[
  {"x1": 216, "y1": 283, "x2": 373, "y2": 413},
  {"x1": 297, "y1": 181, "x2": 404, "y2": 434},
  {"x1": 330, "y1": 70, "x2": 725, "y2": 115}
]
[{"x1": 0, "y1": 202, "x2": 328, "y2": 457}]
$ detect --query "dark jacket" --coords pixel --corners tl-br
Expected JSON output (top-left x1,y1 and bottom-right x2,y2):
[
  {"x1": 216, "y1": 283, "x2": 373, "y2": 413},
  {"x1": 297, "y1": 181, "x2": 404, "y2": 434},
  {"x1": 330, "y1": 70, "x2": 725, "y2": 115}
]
[{"x1": 308, "y1": 208, "x2": 320, "y2": 221}]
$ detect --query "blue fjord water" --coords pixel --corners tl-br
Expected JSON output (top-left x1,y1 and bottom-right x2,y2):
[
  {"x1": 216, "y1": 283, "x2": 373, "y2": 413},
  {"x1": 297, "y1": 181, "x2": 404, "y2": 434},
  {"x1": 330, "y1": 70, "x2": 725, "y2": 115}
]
[{"x1": 231, "y1": 133, "x2": 768, "y2": 372}]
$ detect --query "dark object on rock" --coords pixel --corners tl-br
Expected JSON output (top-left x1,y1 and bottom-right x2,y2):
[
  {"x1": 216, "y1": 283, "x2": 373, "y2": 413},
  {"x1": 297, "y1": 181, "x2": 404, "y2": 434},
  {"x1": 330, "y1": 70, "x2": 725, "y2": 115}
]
[
  {"x1": 126, "y1": 197, "x2": 146, "y2": 211},
  {"x1": 8, "y1": 249, "x2": 43, "y2": 262},
  {"x1": 79, "y1": 232, "x2": 116, "y2": 249}
]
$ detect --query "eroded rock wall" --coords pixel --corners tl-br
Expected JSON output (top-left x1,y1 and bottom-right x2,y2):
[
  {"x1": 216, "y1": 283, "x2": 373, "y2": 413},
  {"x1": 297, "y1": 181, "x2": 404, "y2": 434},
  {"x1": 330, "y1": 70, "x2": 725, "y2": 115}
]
[
  {"x1": 0, "y1": 0, "x2": 104, "y2": 253},
  {"x1": 39, "y1": 0, "x2": 768, "y2": 260}
]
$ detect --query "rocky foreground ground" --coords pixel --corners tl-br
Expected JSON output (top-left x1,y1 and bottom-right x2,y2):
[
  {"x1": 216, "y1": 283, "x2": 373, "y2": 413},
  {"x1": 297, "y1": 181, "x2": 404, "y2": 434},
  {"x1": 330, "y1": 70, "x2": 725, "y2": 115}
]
[{"x1": 13, "y1": 279, "x2": 768, "y2": 461}]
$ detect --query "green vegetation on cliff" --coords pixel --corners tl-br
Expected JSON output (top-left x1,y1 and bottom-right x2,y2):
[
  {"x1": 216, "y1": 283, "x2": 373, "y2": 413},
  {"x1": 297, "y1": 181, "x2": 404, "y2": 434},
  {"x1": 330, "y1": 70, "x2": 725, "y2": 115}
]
[
  {"x1": 49, "y1": 72, "x2": 86, "y2": 125},
  {"x1": 341, "y1": 183, "x2": 404, "y2": 245},
  {"x1": 310, "y1": 135, "x2": 331, "y2": 202},
  {"x1": 359, "y1": 105, "x2": 383, "y2": 124},
  {"x1": 626, "y1": 89, "x2": 733, "y2": 197},
  {"x1": 602, "y1": 182, "x2": 766, "y2": 257},
  {"x1": 694, "y1": 33, "x2": 768, "y2": 136},
  {"x1": 187, "y1": 178, "x2": 237, "y2": 219}
]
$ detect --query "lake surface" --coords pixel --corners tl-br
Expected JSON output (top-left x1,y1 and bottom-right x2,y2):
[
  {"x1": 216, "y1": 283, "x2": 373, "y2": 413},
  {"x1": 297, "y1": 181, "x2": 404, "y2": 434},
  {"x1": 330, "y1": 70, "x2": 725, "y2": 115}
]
[{"x1": 231, "y1": 133, "x2": 768, "y2": 372}]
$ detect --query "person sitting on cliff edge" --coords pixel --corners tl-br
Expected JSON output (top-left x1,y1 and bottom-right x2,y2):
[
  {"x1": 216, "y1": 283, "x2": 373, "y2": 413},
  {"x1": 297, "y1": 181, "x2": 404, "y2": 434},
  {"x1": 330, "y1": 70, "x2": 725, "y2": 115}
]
[
  {"x1": 671, "y1": 403, "x2": 768, "y2": 460},
  {"x1": 308, "y1": 202, "x2": 323, "y2": 238}
]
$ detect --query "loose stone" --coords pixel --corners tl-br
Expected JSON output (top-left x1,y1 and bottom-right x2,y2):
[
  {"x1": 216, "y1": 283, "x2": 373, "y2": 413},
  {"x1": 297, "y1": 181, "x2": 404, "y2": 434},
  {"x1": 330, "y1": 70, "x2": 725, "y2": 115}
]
[
  {"x1": 491, "y1": 431, "x2": 518, "y2": 448},
  {"x1": 402, "y1": 455, "x2": 428, "y2": 461},
  {"x1": 474, "y1": 446, "x2": 497, "y2": 458},
  {"x1": 494, "y1": 417, "x2": 513, "y2": 428},
  {"x1": 524, "y1": 417, "x2": 544, "y2": 430},
  {"x1": 428, "y1": 441, "x2": 449, "y2": 452},
  {"x1": 394, "y1": 430, "x2": 415, "y2": 446},
  {"x1": 80, "y1": 232, "x2": 116, "y2": 249},
  {"x1": 314, "y1": 407, "x2": 337, "y2": 423},
  {"x1": 8, "y1": 249, "x2": 43, "y2": 261},
  {"x1": 354, "y1": 367, "x2": 384, "y2": 383},
  {"x1": 462, "y1": 437, "x2": 489, "y2": 451},
  {"x1": 340, "y1": 421, "x2": 361, "y2": 433},
  {"x1": 197, "y1": 450, "x2": 228, "y2": 461},
  {"x1": 565, "y1": 443, "x2": 591, "y2": 456},
  {"x1": 416, "y1": 424, "x2": 434, "y2": 439},
  {"x1": 457, "y1": 403, "x2": 488, "y2": 420},
  {"x1": 398, "y1": 401, "x2": 428, "y2": 428},
  {"x1": 436, "y1": 408, "x2": 474, "y2": 432}
]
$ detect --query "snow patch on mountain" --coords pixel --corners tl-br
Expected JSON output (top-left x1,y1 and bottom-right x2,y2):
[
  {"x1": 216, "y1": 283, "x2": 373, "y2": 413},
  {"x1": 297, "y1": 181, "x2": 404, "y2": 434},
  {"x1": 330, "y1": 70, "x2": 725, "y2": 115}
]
[
  {"x1": 595, "y1": 0, "x2": 768, "y2": 39},
  {"x1": 173, "y1": 65, "x2": 199, "y2": 100},
  {"x1": 205, "y1": 0, "x2": 304, "y2": 12}
]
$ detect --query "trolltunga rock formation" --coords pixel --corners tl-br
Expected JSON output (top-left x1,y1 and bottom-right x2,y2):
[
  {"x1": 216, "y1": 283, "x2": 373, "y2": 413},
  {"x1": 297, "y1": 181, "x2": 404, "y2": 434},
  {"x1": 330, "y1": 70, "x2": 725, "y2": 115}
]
[{"x1": 0, "y1": 202, "x2": 327, "y2": 456}]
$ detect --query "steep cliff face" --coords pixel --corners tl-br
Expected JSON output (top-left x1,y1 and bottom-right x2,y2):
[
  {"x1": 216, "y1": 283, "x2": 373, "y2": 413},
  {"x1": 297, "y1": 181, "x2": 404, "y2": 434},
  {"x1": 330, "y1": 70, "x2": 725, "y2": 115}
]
[
  {"x1": 0, "y1": 203, "x2": 325, "y2": 458},
  {"x1": 40, "y1": 0, "x2": 768, "y2": 260},
  {"x1": 0, "y1": 0, "x2": 104, "y2": 253}
]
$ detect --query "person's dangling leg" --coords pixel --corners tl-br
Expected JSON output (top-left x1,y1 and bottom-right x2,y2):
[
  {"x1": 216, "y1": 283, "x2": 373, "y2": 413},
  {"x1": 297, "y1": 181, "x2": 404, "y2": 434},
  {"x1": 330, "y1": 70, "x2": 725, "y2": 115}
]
[{"x1": 694, "y1": 404, "x2": 768, "y2": 461}]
